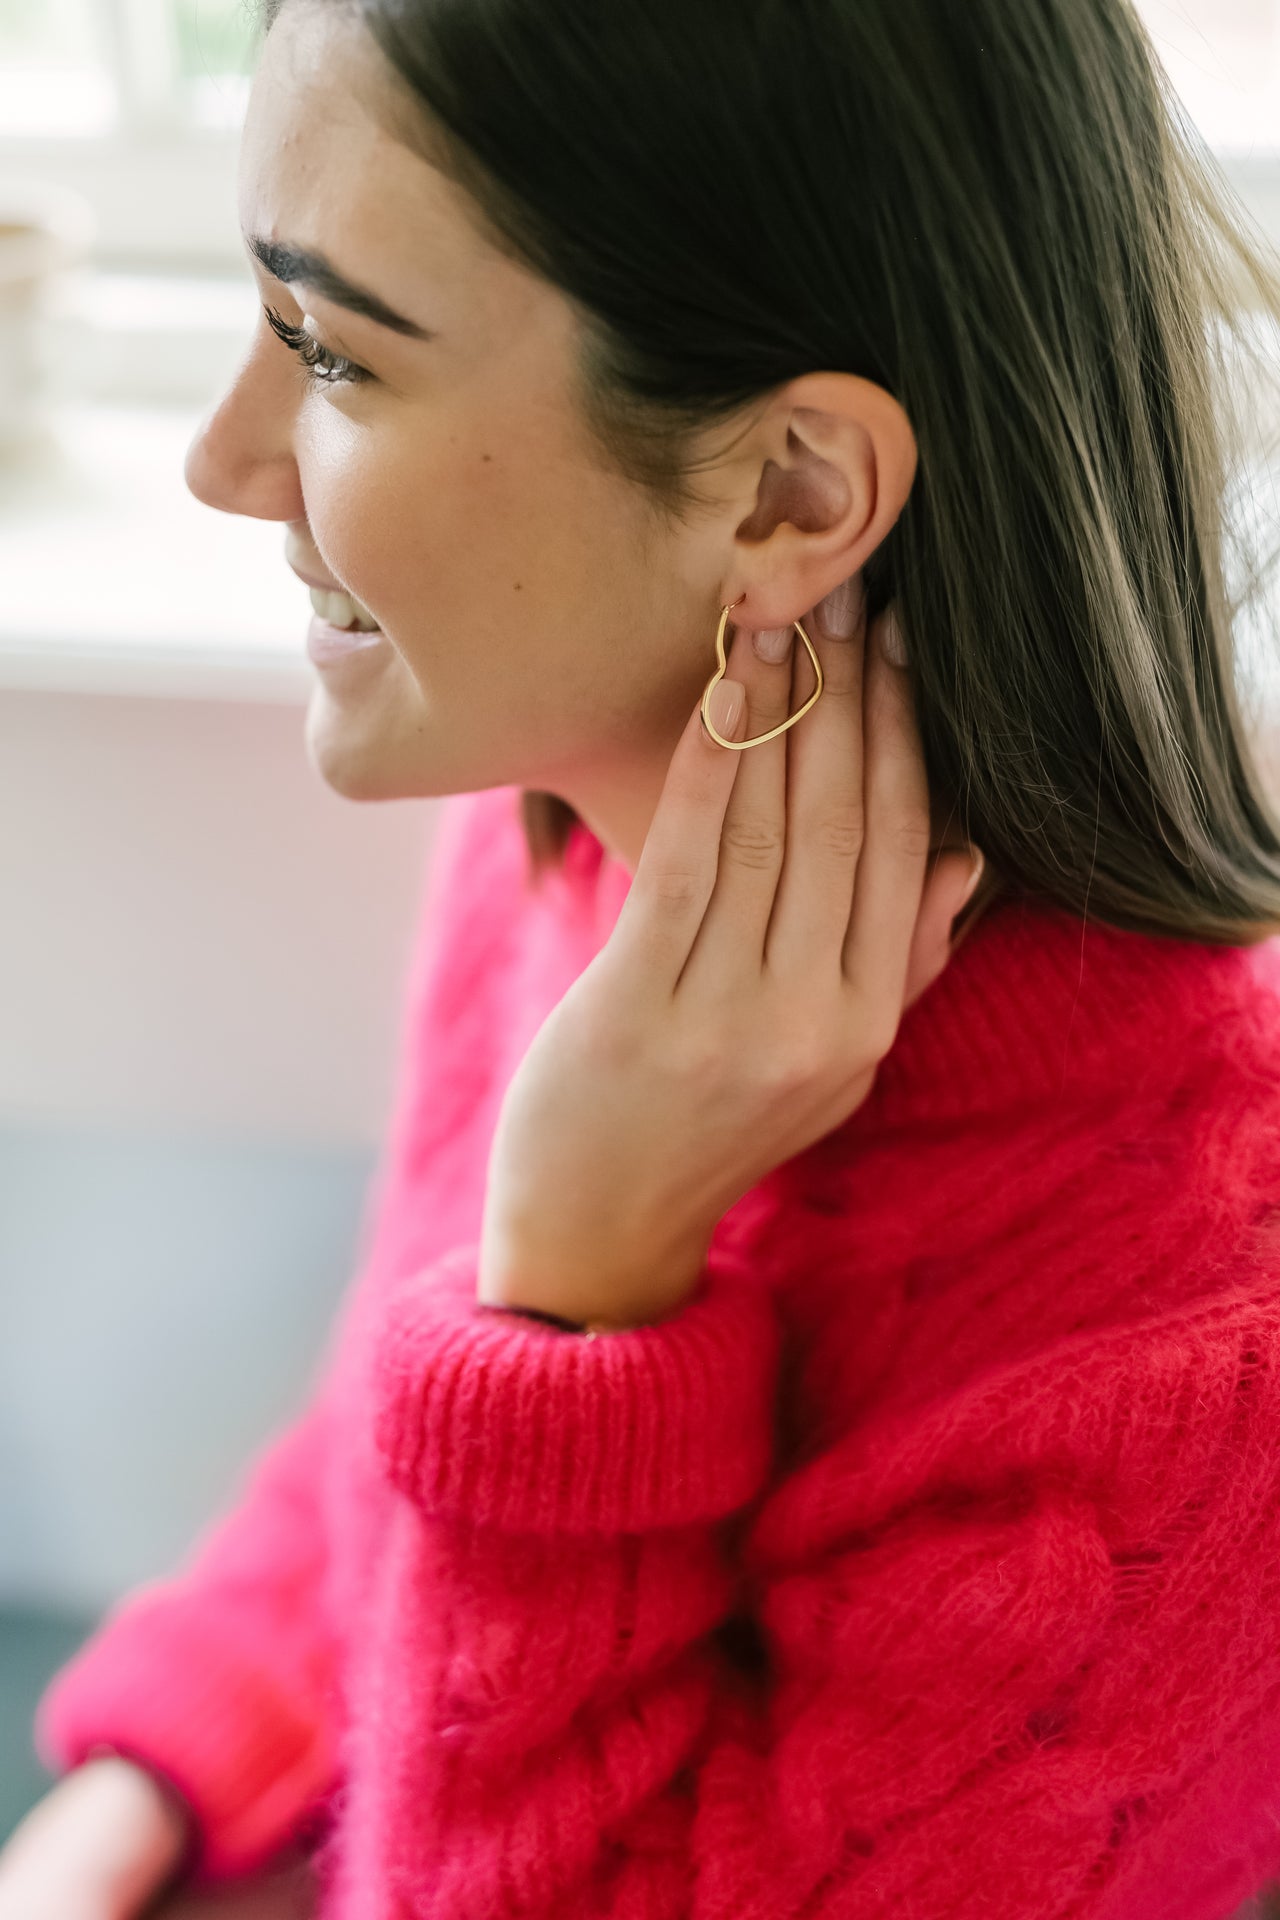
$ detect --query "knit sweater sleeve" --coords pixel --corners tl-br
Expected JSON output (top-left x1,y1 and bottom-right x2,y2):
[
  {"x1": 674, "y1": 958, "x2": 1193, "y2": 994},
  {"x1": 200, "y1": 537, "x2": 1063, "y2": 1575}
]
[
  {"x1": 365, "y1": 1239, "x2": 781, "y2": 1916},
  {"x1": 368, "y1": 1251, "x2": 1280, "y2": 1918},
  {"x1": 32, "y1": 1368, "x2": 346, "y2": 1891}
]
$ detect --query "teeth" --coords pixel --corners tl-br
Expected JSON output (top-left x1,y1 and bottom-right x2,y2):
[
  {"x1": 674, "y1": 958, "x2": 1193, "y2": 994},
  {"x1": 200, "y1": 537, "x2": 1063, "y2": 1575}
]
[{"x1": 308, "y1": 585, "x2": 381, "y2": 632}]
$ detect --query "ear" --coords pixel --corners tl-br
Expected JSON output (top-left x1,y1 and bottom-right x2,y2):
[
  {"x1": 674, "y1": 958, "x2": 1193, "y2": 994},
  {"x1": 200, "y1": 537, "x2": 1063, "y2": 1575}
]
[{"x1": 722, "y1": 371, "x2": 917, "y2": 632}]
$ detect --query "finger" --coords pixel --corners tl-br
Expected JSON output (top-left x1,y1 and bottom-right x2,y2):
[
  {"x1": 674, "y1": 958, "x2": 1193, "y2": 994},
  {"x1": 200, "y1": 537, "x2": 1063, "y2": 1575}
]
[
  {"x1": 900, "y1": 847, "x2": 985, "y2": 1012},
  {"x1": 607, "y1": 659, "x2": 748, "y2": 986},
  {"x1": 684, "y1": 616, "x2": 803, "y2": 978},
  {"x1": 764, "y1": 575, "x2": 867, "y2": 976},
  {"x1": 842, "y1": 608, "x2": 934, "y2": 1012}
]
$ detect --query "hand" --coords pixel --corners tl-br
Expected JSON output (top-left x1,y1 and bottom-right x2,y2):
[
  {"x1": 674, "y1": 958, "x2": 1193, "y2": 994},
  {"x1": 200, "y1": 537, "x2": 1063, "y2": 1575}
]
[
  {"x1": 0, "y1": 1754, "x2": 194, "y2": 1919},
  {"x1": 477, "y1": 579, "x2": 984, "y2": 1332}
]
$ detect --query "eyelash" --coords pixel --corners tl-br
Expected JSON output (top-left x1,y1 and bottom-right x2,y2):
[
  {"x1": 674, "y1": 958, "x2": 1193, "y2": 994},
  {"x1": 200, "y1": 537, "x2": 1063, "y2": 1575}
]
[{"x1": 262, "y1": 304, "x2": 372, "y2": 388}]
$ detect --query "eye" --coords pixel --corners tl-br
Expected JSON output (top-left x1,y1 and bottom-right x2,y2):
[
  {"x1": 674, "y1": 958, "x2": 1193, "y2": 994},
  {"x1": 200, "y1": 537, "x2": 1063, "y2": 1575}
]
[{"x1": 262, "y1": 304, "x2": 372, "y2": 388}]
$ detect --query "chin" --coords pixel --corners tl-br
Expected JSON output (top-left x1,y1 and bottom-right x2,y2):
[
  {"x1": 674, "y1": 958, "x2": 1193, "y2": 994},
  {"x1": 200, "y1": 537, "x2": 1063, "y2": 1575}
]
[
  {"x1": 302, "y1": 698, "x2": 405, "y2": 803},
  {"x1": 302, "y1": 696, "x2": 491, "y2": 805}
]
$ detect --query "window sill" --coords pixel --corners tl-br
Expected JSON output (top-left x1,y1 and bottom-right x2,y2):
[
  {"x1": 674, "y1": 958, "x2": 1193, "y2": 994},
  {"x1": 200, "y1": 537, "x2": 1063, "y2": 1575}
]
[
  {"x1": 4, "y1": 116, "x2": 1280, "y2": 269},
  {"x1": 0, "y1": 401, "x2": 312, "y2": 703},
  {"x1": 4, "y1": 292, "x2": 1278, "y2": 715}
]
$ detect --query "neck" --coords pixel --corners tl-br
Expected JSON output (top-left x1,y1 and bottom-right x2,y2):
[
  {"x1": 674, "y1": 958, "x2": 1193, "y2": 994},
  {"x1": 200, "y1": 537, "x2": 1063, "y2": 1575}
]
[
  {"x1": 561, "y1": 815, "x2": 1264, "y2": 1144},
  {"x1": 565, "y1": 779, "x2": 980, "y2": 882}
]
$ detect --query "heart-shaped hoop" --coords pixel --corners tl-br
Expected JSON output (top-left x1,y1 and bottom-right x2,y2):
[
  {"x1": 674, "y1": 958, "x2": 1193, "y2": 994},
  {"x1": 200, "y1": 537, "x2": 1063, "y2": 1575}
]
[{"x1": 700, "y1": 602, "x2": 824, "y2": 750}]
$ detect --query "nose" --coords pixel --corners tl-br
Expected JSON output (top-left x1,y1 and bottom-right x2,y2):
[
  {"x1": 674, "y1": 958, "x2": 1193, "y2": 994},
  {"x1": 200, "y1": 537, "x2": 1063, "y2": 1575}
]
[{"x1": 183, "y1": 324, "x2": 305, "y2": 526}]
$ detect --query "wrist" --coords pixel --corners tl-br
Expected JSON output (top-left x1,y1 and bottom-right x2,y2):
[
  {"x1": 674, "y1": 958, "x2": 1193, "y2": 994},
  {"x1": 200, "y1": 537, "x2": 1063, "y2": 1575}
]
[
  {"x1": 482, "y1": 1302, "x2": 601, "y2": 1337},
  {"x1": 58, "y1": 1750, "x2": 197, "y2": 1906},
  {"x1": 477, "y1": 1231, "x2": 711, "y2": 1333},
  {"x1": 0, "y1": 1752, "x2": 196, "y2": 1920}
]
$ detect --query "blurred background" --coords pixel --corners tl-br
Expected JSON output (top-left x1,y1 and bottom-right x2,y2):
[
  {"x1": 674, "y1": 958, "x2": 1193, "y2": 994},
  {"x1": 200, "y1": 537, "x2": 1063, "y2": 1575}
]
[
  {"x1": 0, "y1": 0, "x2": 445, "y2": 1845},
  {"x1": 0, "y1": 0, "x2": 1279, "y2": 1856}
]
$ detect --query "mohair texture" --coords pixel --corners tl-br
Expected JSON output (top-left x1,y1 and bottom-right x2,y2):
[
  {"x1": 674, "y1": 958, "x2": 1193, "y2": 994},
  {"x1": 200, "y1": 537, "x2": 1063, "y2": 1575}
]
[{"x1": 35, "y1": 784, "x2": 1280, "y2": 1919}]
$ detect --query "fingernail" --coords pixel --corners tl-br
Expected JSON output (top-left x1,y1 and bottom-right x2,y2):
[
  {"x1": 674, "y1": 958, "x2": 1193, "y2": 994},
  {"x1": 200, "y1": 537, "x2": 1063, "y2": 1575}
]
[
  {"x1": 957, "y1": 848, "x2": 985, "y2": 908},
  {"x1": 706, "y1": 678, "x2": 744, "y2": 739},
  {"x1": 753, "y1": 626, "x2": 793, "y2": 664},
  {"x1": 817, "y1": 577, "x2": 860, "y2": 638},
  {"x1": 880, "y1": 610, "x2": 909, "y2": 667}
]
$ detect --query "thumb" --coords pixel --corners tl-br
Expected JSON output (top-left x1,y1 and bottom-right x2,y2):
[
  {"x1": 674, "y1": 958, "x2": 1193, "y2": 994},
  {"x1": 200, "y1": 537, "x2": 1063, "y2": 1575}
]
[{"x1": 902, "y1": 847, "x2": 985, "y2": 1014}]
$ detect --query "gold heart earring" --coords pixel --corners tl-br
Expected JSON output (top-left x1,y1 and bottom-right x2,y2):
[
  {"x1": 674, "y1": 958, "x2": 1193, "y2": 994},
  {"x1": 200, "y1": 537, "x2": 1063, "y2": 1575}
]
[{"x1": 700, "y1": 593, "x2": 825, "y2": 750}]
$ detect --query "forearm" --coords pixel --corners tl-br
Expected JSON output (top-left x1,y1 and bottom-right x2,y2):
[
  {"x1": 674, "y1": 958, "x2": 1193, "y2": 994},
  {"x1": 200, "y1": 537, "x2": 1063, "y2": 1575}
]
[{"x1": 477, "y1": 1203, "x2": 714, "y2": 1333}]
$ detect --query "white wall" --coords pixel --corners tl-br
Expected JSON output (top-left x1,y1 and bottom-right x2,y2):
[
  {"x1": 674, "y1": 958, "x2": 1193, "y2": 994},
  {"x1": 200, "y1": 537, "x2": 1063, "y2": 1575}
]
[{"x1": 0, "y1": 686, "x2": 440, "y2": 1613}]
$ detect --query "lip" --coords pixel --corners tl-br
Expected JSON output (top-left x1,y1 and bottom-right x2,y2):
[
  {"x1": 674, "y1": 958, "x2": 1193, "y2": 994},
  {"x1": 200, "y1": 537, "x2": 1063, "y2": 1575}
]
[
  {"x1": 289, "y1": 561, "x2": 346, "y2": 594},
  {"x1": 307, "y1": 613, "x2": 388, "y2": 666},
  {"x1": 288, "y1": 546, "x2": 385, "y2": 662}
]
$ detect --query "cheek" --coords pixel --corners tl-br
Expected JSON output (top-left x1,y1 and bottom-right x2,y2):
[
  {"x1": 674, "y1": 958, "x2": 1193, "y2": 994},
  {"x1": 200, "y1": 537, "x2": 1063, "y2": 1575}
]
[
  {"x1": 303, "y1": 386, "x2": 625, "y2": 661},
  {"x1": 320, "y1": 432, "x2": 529, "y2": 617},
  {"x1": 392, "y1": 483, "x2": 582, "y2": 644}
]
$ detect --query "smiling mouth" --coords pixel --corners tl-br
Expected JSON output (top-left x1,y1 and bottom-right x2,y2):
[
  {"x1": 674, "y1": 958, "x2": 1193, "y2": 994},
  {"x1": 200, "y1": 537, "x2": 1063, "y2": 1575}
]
[{"x1": 306, "y1": 583, "x2": 382, "y2": 633}]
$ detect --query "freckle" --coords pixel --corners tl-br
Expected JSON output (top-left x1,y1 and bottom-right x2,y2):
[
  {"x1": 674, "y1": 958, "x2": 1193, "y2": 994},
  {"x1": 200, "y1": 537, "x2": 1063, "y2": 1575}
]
[
  {"x1": 481, "y1": 452, "x2": 492, "y2": 462},
  {"x1": 513, "y1": 582, "x2": 522, "y2": 591}
]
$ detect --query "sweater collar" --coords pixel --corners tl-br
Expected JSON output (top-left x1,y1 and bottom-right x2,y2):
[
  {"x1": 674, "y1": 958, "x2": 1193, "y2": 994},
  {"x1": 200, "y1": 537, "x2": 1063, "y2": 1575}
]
[{"x1": 562, "y1": 816, "x2": 1271, "y2": 1132}]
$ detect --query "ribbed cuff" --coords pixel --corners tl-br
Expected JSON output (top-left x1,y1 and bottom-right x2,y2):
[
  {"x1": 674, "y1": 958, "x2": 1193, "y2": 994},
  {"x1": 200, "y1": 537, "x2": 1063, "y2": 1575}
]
[
  {"x1": 369, "y1": 1243, "x2": 781, "y2": 1535},
  {"x1": 32, "y1": 1592, "x2": 338, "y2": 1888}
]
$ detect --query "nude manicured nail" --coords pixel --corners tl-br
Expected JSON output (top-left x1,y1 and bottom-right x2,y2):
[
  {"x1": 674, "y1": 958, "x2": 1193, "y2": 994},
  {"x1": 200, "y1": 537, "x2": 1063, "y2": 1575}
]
[
  {"x1": 880, "y1": 611, "x2": 910, "y2": 667},
  {"x1": 817, "y1": 578, "x2": 860, "y2": 637},
  {"x1": 706, "y1": 678, "x2": 744, "y2": 737},
  {"x1": 753, "y1": 627, "x2": 793, "y2": 663},
  {"x1": 958, "y1": 849, "x2": 985, "y2": 907}
]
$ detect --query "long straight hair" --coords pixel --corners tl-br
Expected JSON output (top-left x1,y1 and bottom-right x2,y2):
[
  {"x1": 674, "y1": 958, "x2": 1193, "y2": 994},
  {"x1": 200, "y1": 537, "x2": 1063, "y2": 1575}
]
[{"x1": 260, "y1": 0, "x2": 1280, "y2": 942}]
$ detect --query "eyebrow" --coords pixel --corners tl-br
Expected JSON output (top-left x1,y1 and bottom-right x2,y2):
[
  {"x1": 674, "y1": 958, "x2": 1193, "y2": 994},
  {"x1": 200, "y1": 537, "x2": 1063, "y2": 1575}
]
[{"x1": 245, "y1": 233, "x2": 434, "y2": 339}]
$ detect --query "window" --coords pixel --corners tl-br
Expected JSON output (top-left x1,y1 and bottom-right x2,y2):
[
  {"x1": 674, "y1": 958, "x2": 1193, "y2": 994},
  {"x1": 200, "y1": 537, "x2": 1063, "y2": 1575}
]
[
  {"x1": 0, "y1": 0, "x2": 262, "y2": 265},
  {"x1": 0, "y1": 0, "x2": 113, "y2": 137},
  {"x1": 1137, "y1": 0, "x2": 1280, "y2": 257},
  {"x1": 1136, "y1": 0, "x2": 1280, "y2": 153},
  {"x1": 0, "y1": 1, "x2": 1276, "y2": 271},
  {"x1": 0, "y1": 0, "x2": 260, "y2": 136}
]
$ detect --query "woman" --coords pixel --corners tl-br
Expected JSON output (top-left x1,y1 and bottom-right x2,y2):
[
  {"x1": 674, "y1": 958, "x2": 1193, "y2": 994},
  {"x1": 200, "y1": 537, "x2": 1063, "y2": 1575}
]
[{"x1": 5, "y1": 0, "x2": 1280, "y2": 1913}]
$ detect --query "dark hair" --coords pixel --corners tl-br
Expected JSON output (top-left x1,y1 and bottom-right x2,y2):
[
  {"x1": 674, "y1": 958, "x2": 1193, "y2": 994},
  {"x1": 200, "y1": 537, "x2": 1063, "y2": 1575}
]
[{"x1": 259, "y1": 0, "x2": 1280, "y2": 941}]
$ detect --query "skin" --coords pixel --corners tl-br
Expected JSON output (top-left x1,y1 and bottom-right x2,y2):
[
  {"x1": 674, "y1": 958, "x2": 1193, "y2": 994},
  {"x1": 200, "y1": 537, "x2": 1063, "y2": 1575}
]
[
  {"x1": 478, "y1": 601, "x2": 984, "y2": 1329},
  {"x1": 184, "y1": 0, "x2": 983, "y2": 892},
  {"x1": 0, "y1": 23, "x2": 999, "y2": 1896}
]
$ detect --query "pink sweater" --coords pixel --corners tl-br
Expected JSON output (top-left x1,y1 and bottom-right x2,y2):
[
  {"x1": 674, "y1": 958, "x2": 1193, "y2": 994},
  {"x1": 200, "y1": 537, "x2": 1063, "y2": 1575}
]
[{"x1": 34, "y1": 784, "x2": 1280, "y2": 1919}]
